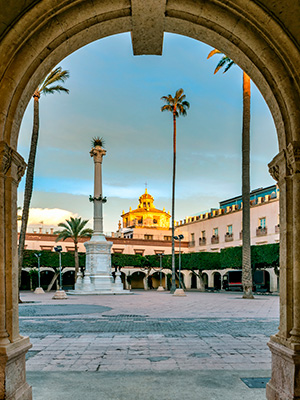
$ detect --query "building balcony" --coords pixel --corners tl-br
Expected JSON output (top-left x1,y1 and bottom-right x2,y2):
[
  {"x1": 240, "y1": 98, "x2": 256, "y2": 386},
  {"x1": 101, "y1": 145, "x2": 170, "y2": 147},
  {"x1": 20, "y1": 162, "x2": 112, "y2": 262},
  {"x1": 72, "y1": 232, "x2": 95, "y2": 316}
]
[
  {"x1": 211, "y1": 235, "x2": 219, "y2": 244},
  {"x1": 256, "y1": 227, "x2": 268, "y2": 236},
  {"x1": 189, "y1": 240, "x2": 195, "y2": 247},
  {"x1": 225, "y1": 233, "x2": 233, "y2": 242},
  {"x1": 275, "y1": 224, "x2": 280, "y2": 233},
  {"x1": 199, "y1": 238, "x2": 206, "y2": 246}
]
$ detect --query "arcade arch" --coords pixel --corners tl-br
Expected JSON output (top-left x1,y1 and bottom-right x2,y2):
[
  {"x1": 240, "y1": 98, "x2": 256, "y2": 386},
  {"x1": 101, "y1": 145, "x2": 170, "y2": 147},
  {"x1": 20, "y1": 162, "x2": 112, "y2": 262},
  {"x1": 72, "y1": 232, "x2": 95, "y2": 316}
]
[{"x1": 0, "y1": 1, "x2": 299, "y2": 399}]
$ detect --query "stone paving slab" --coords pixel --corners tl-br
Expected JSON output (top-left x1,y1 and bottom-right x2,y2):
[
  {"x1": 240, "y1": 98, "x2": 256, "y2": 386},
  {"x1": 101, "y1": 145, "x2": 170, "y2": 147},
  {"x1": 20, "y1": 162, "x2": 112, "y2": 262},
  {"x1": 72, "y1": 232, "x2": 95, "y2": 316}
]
[
  {"x1": 20, "y1": 290, "x2": 277, "y2": 398},
  {"x1": 27, "y1": 370, "x2": 270, "y2": 400}
]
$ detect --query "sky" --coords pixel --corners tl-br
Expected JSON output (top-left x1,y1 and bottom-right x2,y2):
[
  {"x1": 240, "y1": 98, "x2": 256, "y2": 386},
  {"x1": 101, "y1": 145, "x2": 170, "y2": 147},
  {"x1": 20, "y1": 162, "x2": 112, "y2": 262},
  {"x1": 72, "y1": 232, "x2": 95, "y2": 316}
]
[{"x1": 17, "y1": 32, "x2": 278, "y2": 233}]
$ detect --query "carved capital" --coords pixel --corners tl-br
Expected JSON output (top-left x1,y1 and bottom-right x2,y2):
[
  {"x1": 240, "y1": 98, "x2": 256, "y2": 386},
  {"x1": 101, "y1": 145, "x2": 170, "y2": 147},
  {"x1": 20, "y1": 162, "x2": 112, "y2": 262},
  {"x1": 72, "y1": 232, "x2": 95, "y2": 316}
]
[
  {"x1": 0, "y1": 141, "x2": 26, "y2": 183},
  {"x1": 268, "y1": 150, "x2": 288, "y2": 182},
  {"x1": 90, "y1": 146, "x2": 106, "y2": 163},
  {"x1": 12, "y1": 152, "x2": 27, "y2": 183},
  {"x1": 286, "y1": 142, "x2": 300, "y2": 175},
  {"x1": 0, "y1": 141, "x2": 13, "y2": 175}
]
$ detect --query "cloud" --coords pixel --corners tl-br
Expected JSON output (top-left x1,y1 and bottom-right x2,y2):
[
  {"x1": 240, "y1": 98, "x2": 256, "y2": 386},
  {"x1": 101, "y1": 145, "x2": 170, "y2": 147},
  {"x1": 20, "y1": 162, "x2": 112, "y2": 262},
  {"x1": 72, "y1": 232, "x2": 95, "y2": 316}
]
[{"x1": 23, "y1": 208, "x2": 78, "y2": 227}]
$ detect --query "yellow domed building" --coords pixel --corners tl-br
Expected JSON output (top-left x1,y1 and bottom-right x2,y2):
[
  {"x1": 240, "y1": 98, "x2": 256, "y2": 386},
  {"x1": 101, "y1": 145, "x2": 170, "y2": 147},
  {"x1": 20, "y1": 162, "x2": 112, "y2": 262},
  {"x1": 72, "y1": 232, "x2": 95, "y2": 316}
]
[{"x1": 121, "y1": 189, "x2": 172, "y2": 240}]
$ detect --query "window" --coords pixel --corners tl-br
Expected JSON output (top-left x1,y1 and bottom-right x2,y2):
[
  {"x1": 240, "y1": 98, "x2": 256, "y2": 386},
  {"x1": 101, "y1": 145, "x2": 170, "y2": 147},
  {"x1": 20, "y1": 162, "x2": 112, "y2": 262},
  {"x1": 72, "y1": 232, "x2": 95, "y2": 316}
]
[
  {"x1": 164, "y1": 236, "x2": 172, "y2": 241},
  {"x1": 113, "y1": 249, "x2": 124, "y2": 254},
  {"x1": 227, "y1": 225, "x2": 233, "y2": 234},
  {"x1": 144, "y1": 234, "x2": 153, "y2": 240},
  {"x1": 201, "y1": 230, "x2": 206, "y2": 239},
  {"x1": 66, "y1": 247, "x2": 75, "y2": 252},
  {"x1": 191, "y1": 233, "x2": 195, "y2": 241},
  {"x1": 153, "y1": 219, "x2": 157, "y2": 224},
  {"x1": 154, "y1": 250, "x2": 164, "y2": 255},
  {"x1": 213, "y1": 228, "x2": 218, "y2": 237},
  {"x1": 143, "y1": 202, "x2": 146, "y2": 207},
  {"x1": 41, "y1": 245, "x2": 53, "y2": 251},
  {"x1": 259, "y1": 217, "x2": 266, "y2": 228},
  {"x1": 134, "y1": 249, "x2": 144, "y2": 255}
]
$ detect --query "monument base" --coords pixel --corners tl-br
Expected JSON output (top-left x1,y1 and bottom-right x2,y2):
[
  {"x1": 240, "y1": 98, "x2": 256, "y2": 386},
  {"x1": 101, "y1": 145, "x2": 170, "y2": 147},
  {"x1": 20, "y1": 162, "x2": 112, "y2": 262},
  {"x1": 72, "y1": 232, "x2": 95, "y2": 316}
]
[
  {"x1": 157, "y1": 286, "x2": 165, "y2": 292},
  {"x1": 70, "y1": 233, "x2": 130, "y2": 295}
]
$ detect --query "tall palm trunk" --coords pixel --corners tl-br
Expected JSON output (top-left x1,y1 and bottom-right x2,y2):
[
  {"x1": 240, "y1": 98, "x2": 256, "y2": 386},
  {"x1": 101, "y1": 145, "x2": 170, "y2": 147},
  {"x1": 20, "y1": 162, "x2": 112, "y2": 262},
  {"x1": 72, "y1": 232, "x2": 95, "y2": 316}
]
[
  {"x1": 18, "y1": 92, "x2": 40, "y2": 288},
  {"x1": 241, "y1": 72, "x2": 253, "y2": 299},
  {"x1": 171, "y1": 111, "x2": 176, "y2": 293},
  {"x1": 74, "y1": 242, "x2": 79, "y2": 283}
]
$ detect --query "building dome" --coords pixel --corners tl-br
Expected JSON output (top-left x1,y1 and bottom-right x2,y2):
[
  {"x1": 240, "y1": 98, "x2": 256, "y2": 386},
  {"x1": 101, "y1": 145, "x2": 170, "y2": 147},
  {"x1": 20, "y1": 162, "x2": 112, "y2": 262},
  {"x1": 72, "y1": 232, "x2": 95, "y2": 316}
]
[{"x1": 121, "y1": 189, "x2": 170, "y2": 229}]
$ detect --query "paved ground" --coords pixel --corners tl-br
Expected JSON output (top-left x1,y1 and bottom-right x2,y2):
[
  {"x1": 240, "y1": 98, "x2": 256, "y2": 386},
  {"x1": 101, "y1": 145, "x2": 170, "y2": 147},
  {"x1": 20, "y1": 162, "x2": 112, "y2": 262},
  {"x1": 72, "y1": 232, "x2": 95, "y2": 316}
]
[{"x1": 20, "y1": 290, "x2": 279, "y2": 399}]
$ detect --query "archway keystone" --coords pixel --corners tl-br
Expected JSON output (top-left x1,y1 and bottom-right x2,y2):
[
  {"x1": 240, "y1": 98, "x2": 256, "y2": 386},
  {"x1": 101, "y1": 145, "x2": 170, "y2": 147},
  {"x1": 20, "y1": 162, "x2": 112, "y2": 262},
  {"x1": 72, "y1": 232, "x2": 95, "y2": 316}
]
[{"x1": 131, "y1": 0, "x2": 166, "y2": 55}]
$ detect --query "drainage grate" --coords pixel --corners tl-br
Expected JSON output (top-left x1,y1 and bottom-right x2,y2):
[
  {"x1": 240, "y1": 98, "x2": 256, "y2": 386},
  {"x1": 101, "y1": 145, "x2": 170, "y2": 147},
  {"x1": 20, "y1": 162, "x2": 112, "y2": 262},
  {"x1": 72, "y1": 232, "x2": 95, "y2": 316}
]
[{"x1": 241, "y1": 377, "x2": 270, "y2": 388}]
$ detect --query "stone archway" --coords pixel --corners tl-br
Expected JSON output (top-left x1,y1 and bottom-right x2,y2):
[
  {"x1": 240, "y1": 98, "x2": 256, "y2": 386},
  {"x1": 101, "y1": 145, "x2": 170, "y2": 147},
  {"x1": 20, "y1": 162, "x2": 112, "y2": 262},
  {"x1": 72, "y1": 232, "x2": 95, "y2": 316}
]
[{"x1": 0, "y1": 1, "x2": 299, "y2": 399}]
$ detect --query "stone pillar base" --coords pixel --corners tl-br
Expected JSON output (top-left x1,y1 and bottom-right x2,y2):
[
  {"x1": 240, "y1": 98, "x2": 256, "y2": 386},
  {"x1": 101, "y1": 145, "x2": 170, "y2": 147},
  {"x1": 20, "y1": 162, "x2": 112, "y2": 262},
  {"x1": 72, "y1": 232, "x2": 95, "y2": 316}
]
[
  {"x1": 173, "y1": 288, "x2": 186, "y2": 296},
  {"x1": 52, "y1": 290, "x2": 68, "y2": 299},
  {"x1": 157, "y1": 286, "x2": 165, "y2": 292},
  {"x1": 0, "y1": 336, "x2": 32, "y2": 399},
  {"x1": 267, "y1": 338, "x2": 300, "y2": 399},
  {"x1": 34, "y1": 287, "x2": 44, "y2": 294}
]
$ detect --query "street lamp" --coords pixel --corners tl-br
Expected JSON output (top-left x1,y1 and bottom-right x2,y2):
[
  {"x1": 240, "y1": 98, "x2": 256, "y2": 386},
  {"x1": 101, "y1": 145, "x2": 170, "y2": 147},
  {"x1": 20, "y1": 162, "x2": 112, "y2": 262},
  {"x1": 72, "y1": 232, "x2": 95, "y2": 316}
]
[
  {"x1": 34, "y1": 252, "x2": 44, "y2": 294},
  {"x1": 157, "y1": 253, "x2": 165, "y2": 292},
  {"x1": 173, "y1": 234, "x2": 186, "y2": 296},
  {"x1": 52, "y1": 245, "x2": 67, "y2": 299}
]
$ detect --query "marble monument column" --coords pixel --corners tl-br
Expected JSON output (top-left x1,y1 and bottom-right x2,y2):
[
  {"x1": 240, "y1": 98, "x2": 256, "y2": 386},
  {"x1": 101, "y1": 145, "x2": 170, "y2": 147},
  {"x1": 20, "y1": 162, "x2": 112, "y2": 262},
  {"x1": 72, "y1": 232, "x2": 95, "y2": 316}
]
[{"x1": 78, "y1": 144, "x2": 114, "y2": 293}]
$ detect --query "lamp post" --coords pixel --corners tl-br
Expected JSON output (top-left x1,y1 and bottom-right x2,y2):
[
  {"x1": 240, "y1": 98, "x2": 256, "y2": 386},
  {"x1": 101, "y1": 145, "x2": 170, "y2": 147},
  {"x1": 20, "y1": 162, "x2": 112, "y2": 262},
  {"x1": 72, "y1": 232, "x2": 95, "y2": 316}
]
[
  {"x1": 34, "y1": 252, "x2": 44, "y2": 294},
  {"x1": 157, "y1": 253, "x2": 165, "y2": 292},
  {"x1": 52, "y1": 245, "x2": 67, "y2": 299},
  {"x1": 173, "y1": 234, "x2": 186, "y2": 296}
]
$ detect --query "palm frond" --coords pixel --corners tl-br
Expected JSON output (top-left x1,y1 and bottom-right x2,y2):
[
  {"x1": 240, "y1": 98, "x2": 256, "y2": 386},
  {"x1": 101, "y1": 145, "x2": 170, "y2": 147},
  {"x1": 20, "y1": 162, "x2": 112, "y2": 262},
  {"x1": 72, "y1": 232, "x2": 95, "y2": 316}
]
[
  {"x1": 80, "y1": 228, "x2": 93, "y2": 237},
  {"x1": 207, "y1": 49, "x2": 221, "y2": 59},
  {"x1": 208, "y1": 49, "x2": 236, "y2": 75},
  {"x1": 161, "y1": 104, "x2": 173, "y2": 112},
  {"x1": 224, "y1": 60, "x2": 235, "y2": 73},
  {"x1": 39, "y1": 66, "x2": 70, "y2": 95},
  {"x1": 42, "y1": 85, "x2": 69, "y2": 95}
]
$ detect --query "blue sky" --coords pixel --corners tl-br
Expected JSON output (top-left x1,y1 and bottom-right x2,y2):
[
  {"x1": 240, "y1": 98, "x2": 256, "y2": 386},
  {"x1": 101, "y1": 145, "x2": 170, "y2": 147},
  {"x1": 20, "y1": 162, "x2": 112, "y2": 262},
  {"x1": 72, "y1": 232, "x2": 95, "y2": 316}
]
[{"x1": 17, "y1": 32, "x2": 278, "y2": 233}]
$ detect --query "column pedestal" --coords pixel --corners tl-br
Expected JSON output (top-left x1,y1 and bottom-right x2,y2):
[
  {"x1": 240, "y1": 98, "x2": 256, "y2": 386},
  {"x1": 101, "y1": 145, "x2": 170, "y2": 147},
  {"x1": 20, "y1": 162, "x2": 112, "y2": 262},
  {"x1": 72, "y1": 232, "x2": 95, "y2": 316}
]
[
  {"x1": 0, "y1": 337, "x2": 32, "y2": 400},
  {"x1": 70, "y1": 234, "x2": 131, "y2": 294},
  {"x1": 267, "y1": 339, "x2": 300, "y2": 399}
]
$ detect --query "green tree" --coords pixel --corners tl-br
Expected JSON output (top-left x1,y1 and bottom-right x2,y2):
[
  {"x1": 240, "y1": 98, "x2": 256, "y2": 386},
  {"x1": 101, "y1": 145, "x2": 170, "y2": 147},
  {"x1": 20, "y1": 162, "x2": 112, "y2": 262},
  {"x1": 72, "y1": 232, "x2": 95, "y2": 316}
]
[
  {"x1": 207, "y1": 49, "x2": 253, "y2": 298},
  {"x1": 55, "y1": 217, "x2": 93, "y2": 282},
  {"x1": 18, "y1": 67, "x2": 70, "y2": 289},
  {"x1": 161, "y1": 88, "x2": 190, "y2": 293}
]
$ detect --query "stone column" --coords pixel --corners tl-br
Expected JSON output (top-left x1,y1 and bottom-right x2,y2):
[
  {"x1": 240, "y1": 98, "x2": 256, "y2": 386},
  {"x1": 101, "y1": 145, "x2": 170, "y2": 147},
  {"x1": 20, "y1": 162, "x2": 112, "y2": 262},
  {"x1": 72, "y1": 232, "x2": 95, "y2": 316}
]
[
  {"x1": 91, "y1": 146, "x2": 106, "y2": 237},
  {"x1": 267, "y1": 143, "x2": 300, "y2": 399},
  {"x1": 208, "y1": 272, "x2": 214, "y2": 288},
  {"x1": 0, "y1": 141, "x2": 32, "y2": 399},
  {"x1": 78, "y1": 145, "x2": 114, "y2": 293}
]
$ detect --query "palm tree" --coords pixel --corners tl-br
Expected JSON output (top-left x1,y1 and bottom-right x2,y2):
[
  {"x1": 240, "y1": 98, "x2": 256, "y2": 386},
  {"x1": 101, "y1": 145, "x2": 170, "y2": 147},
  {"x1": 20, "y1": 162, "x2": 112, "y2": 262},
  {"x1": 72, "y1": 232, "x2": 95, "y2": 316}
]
[
  {"x1": 207, "y1": 49, "x2": 253, "y2": 299},
  {"x1": 18, "y1": 67, "x2": 70, "y2": 288},
  {"x1": 161, "y1": 88, "x2": 190, "y2": 293},
  {"x1": 55, "y1": 217, "x2": 93, "y2": 283}
]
